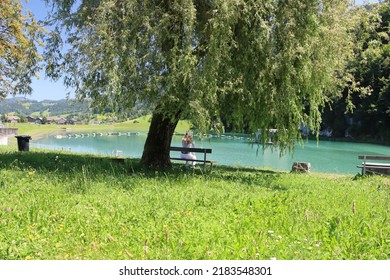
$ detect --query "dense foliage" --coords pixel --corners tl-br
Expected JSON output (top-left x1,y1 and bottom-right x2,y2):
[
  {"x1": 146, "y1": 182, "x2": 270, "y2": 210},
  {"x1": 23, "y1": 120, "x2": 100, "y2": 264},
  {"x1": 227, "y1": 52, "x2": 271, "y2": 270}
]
[
  {"x1": 0, "y1": 0, "x2": 44, "y2": 97},
  {"x1": 43, "y1": 0, "x2": 355, "y2": 167},
  {"x1": 321, "y1": 2, "x2": 390, "y2": 141}
]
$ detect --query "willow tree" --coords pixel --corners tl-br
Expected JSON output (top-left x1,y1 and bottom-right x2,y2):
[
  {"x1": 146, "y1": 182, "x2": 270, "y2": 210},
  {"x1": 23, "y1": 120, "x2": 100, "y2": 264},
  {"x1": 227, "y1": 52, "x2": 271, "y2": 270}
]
[
  {"x1": 0, "y1": 0, "x2": 44, "y2": 97},
  {"x1": 44, "y1": 0, "x2": 354, "y2": 168}
]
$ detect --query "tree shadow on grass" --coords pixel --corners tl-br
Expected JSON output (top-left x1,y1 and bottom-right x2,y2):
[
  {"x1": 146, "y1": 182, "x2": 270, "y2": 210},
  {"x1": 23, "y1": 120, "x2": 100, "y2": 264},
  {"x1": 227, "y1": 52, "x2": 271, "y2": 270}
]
[
  {"x1": 0, "y1": 150, "x2": 286, "y2": 191},
  {"x1": 163, "y1": 162, "x2": 286, "y2": 191},
  {"x1": 206, "y1": 164, "x2": 286, "y2": 191},
  {"x1": 0, "y1": 151, "x2": 139, "y2": 176}
]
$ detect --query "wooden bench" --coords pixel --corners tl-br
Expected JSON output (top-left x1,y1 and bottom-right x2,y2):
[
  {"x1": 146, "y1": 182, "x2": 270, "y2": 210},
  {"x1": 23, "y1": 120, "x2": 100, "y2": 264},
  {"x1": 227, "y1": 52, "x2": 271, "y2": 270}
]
[
  {"x1": 357, "y1": 155, "x2": 390, "y2": 176},
  {"x1": 170, "y1": 146, "x2": 214, "y2": 171}
]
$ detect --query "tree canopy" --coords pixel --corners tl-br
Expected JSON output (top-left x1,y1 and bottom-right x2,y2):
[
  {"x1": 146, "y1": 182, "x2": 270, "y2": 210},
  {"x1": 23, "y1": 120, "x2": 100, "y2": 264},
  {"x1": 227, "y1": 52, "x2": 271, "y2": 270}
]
[
  {"x1": 44, "y1": 0, "x2": 356, "y2": 168},
  {"x1": 322, "y1": 1, "x2": 390, "y2": 141},
  {"x1": 348, "y1": 1, "x2": 390, "y2": 140},
  {"x1": 0, "y1": 0, "x2": 44, "y2": 98}
]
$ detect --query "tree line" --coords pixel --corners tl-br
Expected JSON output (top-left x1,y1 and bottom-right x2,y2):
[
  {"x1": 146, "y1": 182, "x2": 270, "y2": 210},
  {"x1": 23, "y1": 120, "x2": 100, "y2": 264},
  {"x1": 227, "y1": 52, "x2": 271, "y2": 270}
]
[{"x1": 322, "y1": 2, "x2": 390, "y2": 142}]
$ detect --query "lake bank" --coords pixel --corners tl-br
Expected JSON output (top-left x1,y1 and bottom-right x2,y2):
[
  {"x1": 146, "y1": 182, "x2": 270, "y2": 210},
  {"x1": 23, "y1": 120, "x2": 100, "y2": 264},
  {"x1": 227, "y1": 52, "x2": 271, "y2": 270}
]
[
  {"x1": 307, "y1": 135, "x2": 390, "y2": 147},
  {"x1": 6, "y1": 120, "x2": 390, "y2": 175},
  {"x1": 5, "y1": 116, "x2": 186, "y2": 145},
  {"x1": 31, "y1": 132, "x2": 390, "y2": 175},
  {"x1": 9, "y1": 118, "x2": 390, "y2": 148}
]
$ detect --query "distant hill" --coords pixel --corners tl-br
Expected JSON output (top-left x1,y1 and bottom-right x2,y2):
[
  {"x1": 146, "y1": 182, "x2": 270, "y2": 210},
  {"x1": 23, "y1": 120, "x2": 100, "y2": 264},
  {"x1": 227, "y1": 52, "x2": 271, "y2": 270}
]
[
  {"x1": 0, "y1": 98, "x2": 90, "y2": 117},
  {"x1": 0, "y1": 97, "x2": 150, "y2": 123}
]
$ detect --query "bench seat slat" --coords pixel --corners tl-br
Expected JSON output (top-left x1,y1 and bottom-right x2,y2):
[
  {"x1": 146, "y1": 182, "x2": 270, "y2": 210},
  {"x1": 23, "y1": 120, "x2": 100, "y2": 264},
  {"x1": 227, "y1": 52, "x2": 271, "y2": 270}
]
[
  {"x1": 170, "y1": 146, "x2": 212, "y2": 153},
  {"x1": 170, "y1": 157, "x2": 215, "y2": 164},
  {"x1": 357, "y1": 162, "x2": 390, "y2": 168},
  {"x1": 358, "y1": 155, "x2": 390, "y2": 161}
]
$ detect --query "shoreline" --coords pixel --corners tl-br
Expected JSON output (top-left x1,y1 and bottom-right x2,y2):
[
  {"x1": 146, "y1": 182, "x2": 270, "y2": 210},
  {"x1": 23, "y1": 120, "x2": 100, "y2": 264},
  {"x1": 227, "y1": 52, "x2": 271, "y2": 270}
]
[
  {"x1": 10, "y1": 121, "x2": 390, "y2": 148},
  {"x1": 0, "y1": 145, "x2": 354, "y2": 177},
  {"x1": 309, "y1": 136, "x2": 390, "y2": 147}
]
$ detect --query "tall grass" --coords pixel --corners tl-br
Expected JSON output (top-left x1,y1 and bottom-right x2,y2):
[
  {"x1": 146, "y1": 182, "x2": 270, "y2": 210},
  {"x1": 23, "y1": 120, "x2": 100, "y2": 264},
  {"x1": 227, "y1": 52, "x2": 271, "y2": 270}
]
[{"x1": 0, "y1": 148, "x2": 389, "y2": 260}]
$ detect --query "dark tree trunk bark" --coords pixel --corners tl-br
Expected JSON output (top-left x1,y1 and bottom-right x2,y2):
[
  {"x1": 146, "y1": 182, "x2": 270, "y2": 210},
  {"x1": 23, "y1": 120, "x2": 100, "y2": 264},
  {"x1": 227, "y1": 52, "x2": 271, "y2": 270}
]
[{"x1": 140, "y1": 108, "x2": 182, "y2": 169}]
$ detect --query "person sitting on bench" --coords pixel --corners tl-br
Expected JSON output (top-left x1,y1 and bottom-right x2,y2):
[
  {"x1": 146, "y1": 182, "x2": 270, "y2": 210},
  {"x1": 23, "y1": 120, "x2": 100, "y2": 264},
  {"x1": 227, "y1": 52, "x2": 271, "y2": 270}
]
[{"x1": 180, "y1": 130, "x2": 197, "y2": 167}]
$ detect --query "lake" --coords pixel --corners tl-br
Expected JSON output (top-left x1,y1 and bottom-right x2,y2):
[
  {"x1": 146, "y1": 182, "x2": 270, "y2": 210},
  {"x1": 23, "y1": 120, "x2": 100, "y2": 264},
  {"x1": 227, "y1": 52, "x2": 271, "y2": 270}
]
[{"x1": 31, "y1": 131, "x2": 390, "y2": 174}]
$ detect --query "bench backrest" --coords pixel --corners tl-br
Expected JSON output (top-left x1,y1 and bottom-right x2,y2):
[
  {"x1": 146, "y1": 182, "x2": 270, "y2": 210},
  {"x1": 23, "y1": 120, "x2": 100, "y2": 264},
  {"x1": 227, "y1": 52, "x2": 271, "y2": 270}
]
[
  {"x1": 170, "y1": 146, "x2": 212, "y2": 154},
  {"x1": 358, "y1": 155, "x2": 390, "y2": 161}
]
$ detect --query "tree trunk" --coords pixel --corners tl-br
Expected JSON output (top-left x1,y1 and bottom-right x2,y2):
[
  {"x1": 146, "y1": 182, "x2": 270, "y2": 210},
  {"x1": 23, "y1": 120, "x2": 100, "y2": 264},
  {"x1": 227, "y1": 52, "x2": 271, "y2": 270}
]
[{"x1": 140, "y1": 109, "x2": 182, "y2": 169}]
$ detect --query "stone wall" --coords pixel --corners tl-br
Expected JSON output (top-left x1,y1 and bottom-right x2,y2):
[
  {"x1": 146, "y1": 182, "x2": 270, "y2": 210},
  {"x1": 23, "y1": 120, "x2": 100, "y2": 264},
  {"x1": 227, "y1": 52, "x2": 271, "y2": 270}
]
[
  {"x1": 0, "y1": 128, "x2": 18, "y2": 145},
  {"x1": 0, "y1": 128, "x2": 18, "y2": 135}
]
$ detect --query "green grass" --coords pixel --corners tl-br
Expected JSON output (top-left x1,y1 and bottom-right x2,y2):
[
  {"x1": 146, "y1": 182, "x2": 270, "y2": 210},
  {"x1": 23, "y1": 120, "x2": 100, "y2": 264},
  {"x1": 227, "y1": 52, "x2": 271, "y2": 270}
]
[{"x1": 0, "y1": 147, "x2": 389, "y2": 260}]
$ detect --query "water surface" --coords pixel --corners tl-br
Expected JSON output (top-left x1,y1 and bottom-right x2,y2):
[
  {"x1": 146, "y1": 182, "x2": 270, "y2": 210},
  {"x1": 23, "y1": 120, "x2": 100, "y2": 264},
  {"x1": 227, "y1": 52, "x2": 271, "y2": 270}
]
[{"x1": 32, "y1": 132, "x2": 390, "y2": 174}]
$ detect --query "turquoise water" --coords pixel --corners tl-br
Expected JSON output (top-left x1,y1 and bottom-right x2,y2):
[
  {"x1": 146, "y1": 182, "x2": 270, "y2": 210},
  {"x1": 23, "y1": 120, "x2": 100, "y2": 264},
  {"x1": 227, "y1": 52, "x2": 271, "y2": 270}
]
[{"x1": 32, "y1": 132, "x2": 390, "y2": 174}]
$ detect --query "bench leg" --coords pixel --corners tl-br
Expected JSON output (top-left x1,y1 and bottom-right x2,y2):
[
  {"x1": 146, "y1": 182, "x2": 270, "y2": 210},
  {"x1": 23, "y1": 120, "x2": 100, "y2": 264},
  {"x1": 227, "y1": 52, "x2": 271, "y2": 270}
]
[
  {"x1": 362, "y1": 156, "x2": 366, "y2": 175},
  {"x1": 203, "y1": 152, "x2": 207, "y2": 172}
]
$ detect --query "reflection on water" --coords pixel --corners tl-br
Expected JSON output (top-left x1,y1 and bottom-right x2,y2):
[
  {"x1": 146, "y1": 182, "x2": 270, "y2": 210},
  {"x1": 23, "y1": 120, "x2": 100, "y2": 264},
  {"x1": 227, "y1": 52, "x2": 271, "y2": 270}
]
[{"x1": 32, "y1": 132, "x2": 390, "y2": 174}]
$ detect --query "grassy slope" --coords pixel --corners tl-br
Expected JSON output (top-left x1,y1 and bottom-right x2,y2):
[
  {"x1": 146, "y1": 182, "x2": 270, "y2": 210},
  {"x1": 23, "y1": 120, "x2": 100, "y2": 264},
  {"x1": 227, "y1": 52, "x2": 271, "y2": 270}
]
[{"x1": 0, "y1": 148, "x2": 389, "y2": 260}]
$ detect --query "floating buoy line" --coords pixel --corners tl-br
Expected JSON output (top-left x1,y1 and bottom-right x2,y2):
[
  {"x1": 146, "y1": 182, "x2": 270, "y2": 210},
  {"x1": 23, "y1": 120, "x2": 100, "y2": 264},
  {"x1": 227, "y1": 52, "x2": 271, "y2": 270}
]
[
  {"x1": 55, "y1": 131, "x2": 141, "y2": 139},
  {"x1": 54, "y1": 131, "x2": 258, "y2": 142}
]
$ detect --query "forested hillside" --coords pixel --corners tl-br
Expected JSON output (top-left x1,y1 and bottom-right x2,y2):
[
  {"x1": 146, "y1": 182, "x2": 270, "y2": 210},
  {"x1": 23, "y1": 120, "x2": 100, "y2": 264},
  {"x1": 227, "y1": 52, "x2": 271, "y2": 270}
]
[
  {"x1": 0, "y1": 97, "x2": 89, "y2": 116},
  {"x1": 0, "y1": 97, "x2": 149, "y2": 123}
]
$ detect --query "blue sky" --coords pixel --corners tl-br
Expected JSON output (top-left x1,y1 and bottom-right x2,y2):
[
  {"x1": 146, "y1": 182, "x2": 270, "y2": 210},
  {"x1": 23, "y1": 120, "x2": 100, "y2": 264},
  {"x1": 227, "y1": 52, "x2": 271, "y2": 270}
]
[{"x1": 19, "y1": 0, "x2": 380, "y2": 101}]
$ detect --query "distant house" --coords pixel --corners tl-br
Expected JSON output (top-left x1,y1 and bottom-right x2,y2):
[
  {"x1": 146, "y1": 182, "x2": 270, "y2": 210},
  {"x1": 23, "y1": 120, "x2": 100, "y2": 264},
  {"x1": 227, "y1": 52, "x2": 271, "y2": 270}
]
[
  {"x1": 6, "y1": 116, "x2": 20, "y2": 123},
  {"x1": 57, "y1": 118, "x2": 67, "y2": 125},
  {"x1": 27, "y1": 116, "x2": 36, "y2": 123},
  {"x1": 47, "y1": 117, "x2": 60, "y2": 124},
  {"x1": 67, "y1": 117, "x2": 78, "y2": 125},
  {"x1": 47, "y1": 116, "x2": 67, "y2": 125}
]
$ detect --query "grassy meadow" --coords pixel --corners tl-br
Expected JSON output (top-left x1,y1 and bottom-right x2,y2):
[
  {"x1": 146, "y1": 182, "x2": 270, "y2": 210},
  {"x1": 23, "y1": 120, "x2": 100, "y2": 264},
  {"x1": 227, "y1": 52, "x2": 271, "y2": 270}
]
[{"x1": 0, "y1": 145, "x2": 389, "y2": 260}]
